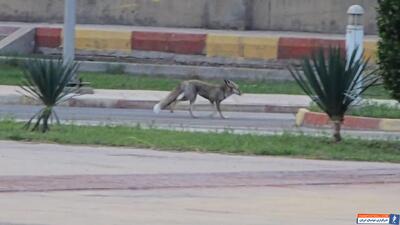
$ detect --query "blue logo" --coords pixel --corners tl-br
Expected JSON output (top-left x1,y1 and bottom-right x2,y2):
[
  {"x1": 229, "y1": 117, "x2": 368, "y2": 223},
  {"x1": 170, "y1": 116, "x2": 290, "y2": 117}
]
[{"x1": 390, "y1": 214, "x2": 399, "y2": 225}]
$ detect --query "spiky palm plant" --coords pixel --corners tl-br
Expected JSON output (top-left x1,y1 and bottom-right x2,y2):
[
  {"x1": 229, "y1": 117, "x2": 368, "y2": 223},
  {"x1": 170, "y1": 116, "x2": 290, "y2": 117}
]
[
  {"x1": 289, "y1": 47, "x2": 379, "y2": 142},
  {"x1": 20, "y1": 59, "x2": 79, "y2": 132}
]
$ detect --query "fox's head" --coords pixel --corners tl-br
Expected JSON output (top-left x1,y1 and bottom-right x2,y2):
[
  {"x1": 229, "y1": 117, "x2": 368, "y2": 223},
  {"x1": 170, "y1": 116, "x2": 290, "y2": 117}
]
[{"x1": 224, "y1": 79, "x2": 242, "y2": 96}]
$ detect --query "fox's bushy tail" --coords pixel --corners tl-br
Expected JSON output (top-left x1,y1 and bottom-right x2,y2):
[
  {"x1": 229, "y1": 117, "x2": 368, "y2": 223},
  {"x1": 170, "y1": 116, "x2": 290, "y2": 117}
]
[{"x1": 153, "y1": 86, "x2": 182, "y2": 114}]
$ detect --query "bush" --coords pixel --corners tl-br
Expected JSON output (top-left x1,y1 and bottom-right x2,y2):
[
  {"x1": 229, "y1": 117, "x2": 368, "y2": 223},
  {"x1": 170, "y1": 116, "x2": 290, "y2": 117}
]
[
  {"x1": 21, "y1": 59, "x2": 79, "y2": 132},
  {"x1": 289, "y1": 47, "x2": 378, "y2": 142},
  {"x1": 377, "y1": 0, "x2": 400, "y2": 102}
]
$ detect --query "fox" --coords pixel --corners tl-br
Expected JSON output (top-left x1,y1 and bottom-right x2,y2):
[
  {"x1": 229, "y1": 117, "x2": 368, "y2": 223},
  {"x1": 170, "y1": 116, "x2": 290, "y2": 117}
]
[{"x1": 153, "y1": 79, "x2": 241, "y2": 119}]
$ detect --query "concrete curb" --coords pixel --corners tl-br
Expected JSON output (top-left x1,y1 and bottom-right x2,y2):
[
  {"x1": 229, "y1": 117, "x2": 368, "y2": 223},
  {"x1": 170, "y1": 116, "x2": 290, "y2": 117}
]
[
  {"x1": 1, "y1": 94, "x2": 304, "y2": 114},
  {"x1": 79, "y1": 60, "x2": 293, "y2": 81},
  {"x1": 0, "y1": 55, "x2": 293, "y2": 82},
  {"x1": 295, "y1": 108, "x2": 400, "y2": 132}
]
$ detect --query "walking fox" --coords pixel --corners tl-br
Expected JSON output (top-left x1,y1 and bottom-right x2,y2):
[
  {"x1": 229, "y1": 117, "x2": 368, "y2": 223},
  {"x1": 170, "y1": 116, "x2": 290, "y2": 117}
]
[{"x1": 153, "y1": 79, "x2": 241, "y2": 119}]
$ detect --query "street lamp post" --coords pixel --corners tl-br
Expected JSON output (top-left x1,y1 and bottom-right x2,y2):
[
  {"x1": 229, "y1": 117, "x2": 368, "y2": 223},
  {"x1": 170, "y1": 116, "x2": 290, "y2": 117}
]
[
  {"x1": 346, "y1": 5, "x2": 364, "y2": 102},
  {"x1": 63, "y1": 0, "x2": 93, "y2": 93},
  {"x1": 63, "y1": 0, "x2": 76, "y2": 65}
]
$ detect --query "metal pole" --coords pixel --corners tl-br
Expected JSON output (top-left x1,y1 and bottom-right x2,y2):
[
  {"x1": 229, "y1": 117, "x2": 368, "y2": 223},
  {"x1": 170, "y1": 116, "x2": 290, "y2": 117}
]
[
  {"x1": 346, "y1": 5, "x2": 364, "y2": 102},
  {"x1": 63, "y1": 0, "x2": 76, "y2": 64}
]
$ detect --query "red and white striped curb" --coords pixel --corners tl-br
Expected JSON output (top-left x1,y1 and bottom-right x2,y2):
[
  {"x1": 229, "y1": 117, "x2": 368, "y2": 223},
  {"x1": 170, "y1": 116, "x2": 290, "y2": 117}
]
[{"x1": 296, "y1": 108, "x2": 400, "y2": 132}]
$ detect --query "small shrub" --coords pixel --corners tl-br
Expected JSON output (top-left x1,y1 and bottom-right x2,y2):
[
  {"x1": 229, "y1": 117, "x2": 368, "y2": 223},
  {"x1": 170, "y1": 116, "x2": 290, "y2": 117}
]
[{"x1": 21, "y1": 59, "x2": 79, "y2": 132}]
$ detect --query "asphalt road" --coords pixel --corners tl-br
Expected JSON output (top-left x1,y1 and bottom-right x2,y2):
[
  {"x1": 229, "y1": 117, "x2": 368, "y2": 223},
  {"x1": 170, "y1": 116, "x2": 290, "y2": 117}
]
[
  {"x1": 1, "y1": 105, "x2": 400, "y2": 139},
  {"x1": 0, "y1": 141, "x2": 400, "y2": 225}
]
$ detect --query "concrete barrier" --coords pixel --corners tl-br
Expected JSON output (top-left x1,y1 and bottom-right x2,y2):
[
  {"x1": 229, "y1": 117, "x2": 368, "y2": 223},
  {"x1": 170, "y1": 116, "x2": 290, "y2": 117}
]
[
  {"x1": 206, "y1": 35, "x2": 280, "y2": 59},
  {"x1": 132, "y1": 32, "x2": 206, "y2": 55},
  {"x1": 132, "y1": 31, "x2": 170, "y2": 52},
  {"x1": 242, "y1": 37, "x2": 279, "y2": 60},
  {"x1": 168, "y1": 33, "x2": 206, "y2": 55},
  {"x1": 35, "y1": 27, "x2": 61, "y2": 48},
  {"x1": 33, "y1": 26, "x2": 377, "y2": 61},
  {"x1": 73, "y1": 29, "x2": 131, "y2": 52},
  {"x1": 206, "y1": 34, "x2": 242, "y2": 58},
  {"x1": 277, "y1": 37, "x2": 345, "y2": 59}
]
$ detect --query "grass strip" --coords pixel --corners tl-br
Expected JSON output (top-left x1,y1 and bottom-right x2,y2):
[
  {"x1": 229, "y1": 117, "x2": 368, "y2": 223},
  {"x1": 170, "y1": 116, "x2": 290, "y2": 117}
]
[
  {"x1": 0, "y1": 120, "x2": 399, "y2": 163},
  {"x1": 309, "y1": 102, "x2": 400, "y2": 119},
  {"x1": 0, "y1": 64, "x2": 392, "y2": 99}
]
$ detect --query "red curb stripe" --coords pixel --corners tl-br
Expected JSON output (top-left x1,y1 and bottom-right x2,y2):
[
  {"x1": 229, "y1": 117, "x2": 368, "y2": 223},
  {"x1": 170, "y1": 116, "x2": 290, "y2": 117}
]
[
  {"x1": 303, "y1": 112, "x2": 330, "y2": 126},
  {"x1": 132, "y1": 31, "x2": 206, "y2": 55},
  {"x1": 132, "y1": 31, "x2": 170, "y2": 52},
  {"x1": 343, "y1": 116, "x2": 381, "y2": 130},
  {"x1": 303, "y1": 111, "x2": 381, "y2": 130},
  {"x1": 169, "y1": 33, "x2": 206, "y2": 54},
  {"x1": 36, "y1": 27, "x2": 62, "y2": 48},
  {"x1": 278, "y1": 37, "x2": 345, "y2": 59}
]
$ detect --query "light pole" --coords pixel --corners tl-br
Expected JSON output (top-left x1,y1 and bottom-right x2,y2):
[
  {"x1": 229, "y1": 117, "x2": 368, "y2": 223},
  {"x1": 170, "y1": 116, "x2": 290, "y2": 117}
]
[
  {"x1": 346, "y1": 5, "x2": 364, "y2": 102},
  {"x1": 63, "y1": 0, "x2": 76, "y2": 65}
]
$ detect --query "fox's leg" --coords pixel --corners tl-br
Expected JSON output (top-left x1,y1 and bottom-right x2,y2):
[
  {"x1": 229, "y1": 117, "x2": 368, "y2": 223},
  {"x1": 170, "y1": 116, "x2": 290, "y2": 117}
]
[
  {"x1": 188, "y1": 95, "x2": 197, "y2": 118},
  {"x1": 209, "y1": 102, "x2": 218, "y2": 117},
  {"x1": 169, "y1": 100, "x2": 177, "y2": 113},
  {"x1": 216, "y1": 101, "x2": 225, "y2": 119},
  {"x1": 189, "y1": 101, "x2": 197, "y2": 118},
  {"x1": 170, "y1": 93, "x2": 188, "y2": 113}
]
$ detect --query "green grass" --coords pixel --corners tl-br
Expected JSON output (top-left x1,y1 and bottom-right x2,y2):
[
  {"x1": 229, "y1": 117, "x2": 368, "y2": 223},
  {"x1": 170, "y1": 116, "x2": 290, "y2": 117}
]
[
  {"x1": 310, "y1": 102, "x2": 400, "y2": 119},
  {"x1": 0, "y1": 120, "x2": 399, "y2": 163},
  {"x1": 0, "y1": 64, "x2": 392, "y2": 98},
  {"x1": 349, "y1": 103, "x2": 400, "y2": 119},
  {"x1": 80, "y1": 72, "x2": 392, "y2": 98},
  {"x1": 0, "y1": 64, "x2": 24, "y2": 85}
]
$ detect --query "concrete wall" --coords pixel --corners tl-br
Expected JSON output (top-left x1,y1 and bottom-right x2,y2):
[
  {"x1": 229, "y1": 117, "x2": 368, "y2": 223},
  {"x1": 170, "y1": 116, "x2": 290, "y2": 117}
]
[
  {"x1": 0, "y1": 0, "x2": 378, "y2": 34},
  {"x1": 251, "y1": 0, "x2": 377, "y2": 34}
]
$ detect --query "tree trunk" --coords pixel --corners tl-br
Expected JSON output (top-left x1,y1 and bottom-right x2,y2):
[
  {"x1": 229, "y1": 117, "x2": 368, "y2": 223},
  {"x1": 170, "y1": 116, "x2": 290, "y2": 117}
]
[{"x1": 333, "y1": 121, "x2": 342, "y2": 142}]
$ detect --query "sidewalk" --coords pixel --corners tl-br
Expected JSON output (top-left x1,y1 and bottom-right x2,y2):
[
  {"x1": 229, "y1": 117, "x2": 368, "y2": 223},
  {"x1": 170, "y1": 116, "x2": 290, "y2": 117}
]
[{"x1": 0, "y1": 141, "x2": 399, "y2": 225}]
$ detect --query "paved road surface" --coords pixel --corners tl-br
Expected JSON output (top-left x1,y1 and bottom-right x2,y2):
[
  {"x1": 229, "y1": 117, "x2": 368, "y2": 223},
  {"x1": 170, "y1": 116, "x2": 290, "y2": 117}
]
[
  {"x1": 0, "y1": 141, "x2": 399, "y2": 225},
  {"x1": 1, "y1": 105, "x2": 399, "y2": 139}
]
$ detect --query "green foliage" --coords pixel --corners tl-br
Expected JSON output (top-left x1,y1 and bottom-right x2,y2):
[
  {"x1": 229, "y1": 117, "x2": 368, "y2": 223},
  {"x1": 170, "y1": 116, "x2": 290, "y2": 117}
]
[
  {"x1": 20, "y1": 59, "x2": 79, "y2": 132},
  {"x1": 0, "y1": 63, "x2": 392, "y2": 98},
  {"x1": 0, "y1": 120, "x2": 399, "y2": 162},
  {"x1": 289, "y1": 47, "x2": 379, "y2": 141},
  {"x1": 377, "y1": 0, "x2": 400, "y2": 102},
  {"x1": 309, "y1": 102, "x2": 400, "y2": 119}
]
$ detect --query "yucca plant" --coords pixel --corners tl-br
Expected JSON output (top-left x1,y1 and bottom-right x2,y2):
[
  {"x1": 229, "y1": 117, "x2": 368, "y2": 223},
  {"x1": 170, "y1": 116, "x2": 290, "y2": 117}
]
[
  {"x1": 20, "y1": 59, "x2": 79, "y2": 132},
  {"x1": 289, "y1": 47, "x2": 379, "y2": 142}
]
